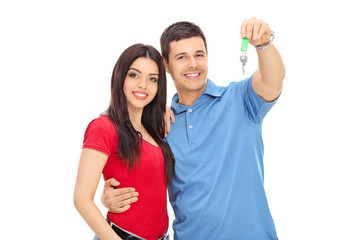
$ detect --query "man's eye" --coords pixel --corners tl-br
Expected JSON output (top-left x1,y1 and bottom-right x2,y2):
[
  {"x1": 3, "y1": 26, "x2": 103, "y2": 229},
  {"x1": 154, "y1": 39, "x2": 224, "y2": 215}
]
[{"x1": 177, "y1": 56, "x2": 185, "y2": 60}]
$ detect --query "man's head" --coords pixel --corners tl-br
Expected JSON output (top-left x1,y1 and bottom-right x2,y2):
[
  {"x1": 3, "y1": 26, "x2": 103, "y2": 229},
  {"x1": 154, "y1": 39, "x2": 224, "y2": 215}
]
[
  {"x1": 160, "y1": 21, "x2": 209, "y2": 106},
  {"x1": 160, "y1": 21, "x2": 207, "y2": 63}
]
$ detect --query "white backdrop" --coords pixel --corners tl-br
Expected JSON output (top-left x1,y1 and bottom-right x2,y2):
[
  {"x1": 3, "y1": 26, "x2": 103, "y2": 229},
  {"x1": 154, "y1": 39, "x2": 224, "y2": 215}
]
[{"x1": 1, "y1": 0, "x2": 359, "y2": 239}]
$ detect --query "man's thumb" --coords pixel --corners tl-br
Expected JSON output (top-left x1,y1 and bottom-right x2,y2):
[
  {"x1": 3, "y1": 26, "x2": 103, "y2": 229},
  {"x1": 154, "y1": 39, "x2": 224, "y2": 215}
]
[{"x1": 105, "y1": 178, "x2": 120, "y2": 188}]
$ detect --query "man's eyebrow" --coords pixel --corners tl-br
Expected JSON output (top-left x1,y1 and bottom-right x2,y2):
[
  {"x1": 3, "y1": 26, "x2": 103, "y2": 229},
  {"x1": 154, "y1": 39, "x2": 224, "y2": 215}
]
[
  {"x1": 196, "y1": 50, "x2": 206, "y2": 54},
  {"x1": 174, "y1": 50, "x2": 206, "y2": 58},
  {"x1": 174, "y1": 52, "x2": 186, "y2": 58}
]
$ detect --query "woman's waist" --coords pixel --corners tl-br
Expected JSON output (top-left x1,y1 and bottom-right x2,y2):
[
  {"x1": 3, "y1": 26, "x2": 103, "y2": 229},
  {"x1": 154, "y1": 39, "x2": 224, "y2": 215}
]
[{"x1": 107, "y1": 206, "x2": 169, "y2": 240}]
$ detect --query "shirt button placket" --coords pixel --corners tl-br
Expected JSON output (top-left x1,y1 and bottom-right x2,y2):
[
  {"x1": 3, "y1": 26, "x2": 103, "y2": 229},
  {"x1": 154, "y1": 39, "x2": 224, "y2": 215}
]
[
  {"x1": 187, "y1": 108, "x2": 193, "y2": 143},
  {"x1": 188, "y1": 109, "x2": 193, "y2": 129}
]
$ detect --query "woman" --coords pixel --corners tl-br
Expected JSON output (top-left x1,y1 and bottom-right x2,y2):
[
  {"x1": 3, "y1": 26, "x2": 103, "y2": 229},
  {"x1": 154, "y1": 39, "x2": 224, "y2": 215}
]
[{"x1": 74, "y1": 44, "x2": 175, "y2": 240}]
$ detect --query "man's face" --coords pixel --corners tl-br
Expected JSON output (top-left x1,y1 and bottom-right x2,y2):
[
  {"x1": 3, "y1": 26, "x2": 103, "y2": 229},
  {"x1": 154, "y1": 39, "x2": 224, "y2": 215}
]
[{"x1": 164, "y1": 36, "x2": 208, "y2": 98}]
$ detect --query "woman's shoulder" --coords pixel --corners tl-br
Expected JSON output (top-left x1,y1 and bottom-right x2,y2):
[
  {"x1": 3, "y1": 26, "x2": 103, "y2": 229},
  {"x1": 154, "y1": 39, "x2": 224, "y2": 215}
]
[
  {"x1": 85, "y1": 115, "x2": 116, "y2": 136},
  {"x1": 91, "y1": 114, "x2": 112, "y2": 125},
  {"x1": 83, "y1": 115, "x2": 118, "y2": 155}
]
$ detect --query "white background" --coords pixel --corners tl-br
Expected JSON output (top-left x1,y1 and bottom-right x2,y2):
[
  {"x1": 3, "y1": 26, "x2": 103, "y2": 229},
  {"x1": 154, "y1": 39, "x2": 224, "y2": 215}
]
[{"x1": 1, "y1": 0, "x2": 359, "y2": 239}]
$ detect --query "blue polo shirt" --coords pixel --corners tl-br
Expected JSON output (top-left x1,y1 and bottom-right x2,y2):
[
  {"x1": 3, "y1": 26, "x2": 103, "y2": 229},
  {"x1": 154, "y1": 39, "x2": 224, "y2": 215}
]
[{"x1": 166, "y1": 76, "x2": 278, "y2": 240}]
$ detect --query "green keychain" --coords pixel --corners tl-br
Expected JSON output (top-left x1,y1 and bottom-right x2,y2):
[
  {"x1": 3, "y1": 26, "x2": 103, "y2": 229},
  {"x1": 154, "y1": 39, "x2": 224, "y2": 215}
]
[
  {"x1": 240, "y1": 38, "x2": 248, "y2": 74},
  {"x1": 241, "y1": 38, "x2": 249, "y2": 51}
]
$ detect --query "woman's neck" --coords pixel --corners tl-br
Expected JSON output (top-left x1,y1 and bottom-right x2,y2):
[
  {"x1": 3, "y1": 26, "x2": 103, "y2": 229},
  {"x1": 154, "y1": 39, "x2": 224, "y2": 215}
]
[{"x1": 128, "y1": 107, "x2": 143, "y2": 130}]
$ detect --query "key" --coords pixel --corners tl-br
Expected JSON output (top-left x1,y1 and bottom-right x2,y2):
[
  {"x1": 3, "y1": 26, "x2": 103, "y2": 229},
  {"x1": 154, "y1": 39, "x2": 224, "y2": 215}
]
[
  {"x1": 240, "y1": 38, "x2": 248, "y2": 75},
  {"x1": 240, "y1": 52, "x2": 247, "y2": 75}
]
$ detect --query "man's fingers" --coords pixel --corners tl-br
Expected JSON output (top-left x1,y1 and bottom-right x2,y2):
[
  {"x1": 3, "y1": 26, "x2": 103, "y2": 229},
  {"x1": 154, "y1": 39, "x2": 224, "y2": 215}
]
[
  {"x1": 240, "y1": 19, "x2": 249, "y2": 38},
  {"x1": 164, "y1": 106, "x2": 175, "y2": 135},
  {"x1": 241, "y1": 17, "x2": 271, "y2": 46},
  {"x1": 166, "y1": 116, "x2": 171, "y2": 133},
  {"x1": 105, "y1": 190, "x2": 139, "y2": 213},
  {"x1": 112, "y1": 189, "x2": 139, "y2": 200},
  {"x1": 107, "y1": 195, "x2": 138, "y2": 211},
  {"x1": 104, "y1": 178, "x2": 120, "y2": 188},
  {"x1": 114, "y1": 195, "x2": 139, "y2": 207},
  {"x1": 170, "y1": 110, "x2": 175, "y2": 124},
  {"x1": 258, "y1": 23, "x2": 270, "y2": 41},
  {"x1": 252, "y1": 21, "x2": 262, "y2": 41},
  {"x1": 111, "y1": 204, "x2": 131, "y2": 214},
  {"x1": 105, "y1": 188, "x2": 138, "y2": 201}
]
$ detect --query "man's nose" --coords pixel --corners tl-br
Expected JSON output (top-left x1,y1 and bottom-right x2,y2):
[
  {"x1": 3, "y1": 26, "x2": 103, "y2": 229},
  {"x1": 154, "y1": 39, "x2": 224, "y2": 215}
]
[{"x1": 188, "y1": 56, "x2": 197, "y2": 69}]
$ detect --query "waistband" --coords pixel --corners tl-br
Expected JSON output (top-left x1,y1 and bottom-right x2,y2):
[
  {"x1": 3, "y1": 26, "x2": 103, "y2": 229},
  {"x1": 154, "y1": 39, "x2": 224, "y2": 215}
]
[{"x1": 106, "y1": 217, "x2": 168, "y2": 240}]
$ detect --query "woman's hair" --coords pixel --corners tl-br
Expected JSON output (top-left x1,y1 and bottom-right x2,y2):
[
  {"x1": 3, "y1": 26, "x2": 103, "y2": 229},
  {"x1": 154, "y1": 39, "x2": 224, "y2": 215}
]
[
  {"x1": 160, "y1": 21, "x2": 207, "y2": 62},
  {"x1": 105, "y1": 43, "x2": 175, "y2": 183}
]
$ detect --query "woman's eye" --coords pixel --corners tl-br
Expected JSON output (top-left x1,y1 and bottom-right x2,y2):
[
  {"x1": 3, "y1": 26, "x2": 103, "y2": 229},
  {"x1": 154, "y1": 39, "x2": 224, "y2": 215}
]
[
  {"x1": 150, "y1": 77, "x2": 158, "y2": 82},
  {"x1": 129, "y1": 73, "x2": 138, "y2": 78}
]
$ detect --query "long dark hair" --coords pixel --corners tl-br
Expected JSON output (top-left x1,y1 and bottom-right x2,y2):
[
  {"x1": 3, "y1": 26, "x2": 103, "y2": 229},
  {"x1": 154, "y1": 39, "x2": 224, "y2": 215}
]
[{"x1": 105, "y1": 43, "x2": 175, "y2": 183}]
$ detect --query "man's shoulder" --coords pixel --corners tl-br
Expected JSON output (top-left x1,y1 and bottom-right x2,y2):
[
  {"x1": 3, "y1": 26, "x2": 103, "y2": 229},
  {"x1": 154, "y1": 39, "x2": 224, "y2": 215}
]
[{"x1": 210, "y1": 78, "x2": 251, "y2": 98}]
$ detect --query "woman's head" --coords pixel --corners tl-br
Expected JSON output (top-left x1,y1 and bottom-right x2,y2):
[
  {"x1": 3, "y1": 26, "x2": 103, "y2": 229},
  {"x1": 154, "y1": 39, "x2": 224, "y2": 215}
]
[
  {"x1": 110, "y1": 43, "x2": 166, "y2": 116},
  {"x1": 106, "y1": 44, "x2": 174, "y2": 182}
]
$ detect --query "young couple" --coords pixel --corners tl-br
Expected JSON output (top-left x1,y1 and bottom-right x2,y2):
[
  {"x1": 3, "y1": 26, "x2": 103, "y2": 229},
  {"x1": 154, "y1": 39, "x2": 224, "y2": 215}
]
[{"x1": 74, "y1": 17, "x2": 285, "y2": 240}]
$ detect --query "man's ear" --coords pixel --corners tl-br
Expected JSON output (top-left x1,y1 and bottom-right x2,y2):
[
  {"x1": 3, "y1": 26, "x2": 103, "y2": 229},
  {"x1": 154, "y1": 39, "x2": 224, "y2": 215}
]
[{"x1": 163, "y1": 57, "x2": 170, "y2": 73}]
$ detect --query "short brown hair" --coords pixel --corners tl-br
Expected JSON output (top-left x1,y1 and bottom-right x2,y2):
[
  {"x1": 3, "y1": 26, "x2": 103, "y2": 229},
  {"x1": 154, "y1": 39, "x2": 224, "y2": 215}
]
[{"x1": 160, "y1": 21, "x2": 207, "y2": 62}]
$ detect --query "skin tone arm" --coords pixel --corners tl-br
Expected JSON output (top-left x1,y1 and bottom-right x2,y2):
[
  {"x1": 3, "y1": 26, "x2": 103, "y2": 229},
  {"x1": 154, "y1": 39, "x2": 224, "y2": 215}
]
[
  {"x1": 241, "y1": 17, "x2": 285, "y2": 102},
  {"x1": 74, "y1": 148, "x2": 122, "y2": 240}
]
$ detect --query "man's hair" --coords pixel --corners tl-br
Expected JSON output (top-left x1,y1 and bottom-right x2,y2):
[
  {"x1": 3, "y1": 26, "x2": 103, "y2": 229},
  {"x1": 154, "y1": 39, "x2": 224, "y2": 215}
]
[{"x1": 160, "y1": 21, "x2": 207, "y2": 62}]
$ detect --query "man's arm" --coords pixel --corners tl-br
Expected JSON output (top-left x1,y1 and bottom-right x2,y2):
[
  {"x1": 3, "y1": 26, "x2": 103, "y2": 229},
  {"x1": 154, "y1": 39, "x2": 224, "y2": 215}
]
[{"x1": 241, "y1": 17, "x2": 285, "y2": 102}]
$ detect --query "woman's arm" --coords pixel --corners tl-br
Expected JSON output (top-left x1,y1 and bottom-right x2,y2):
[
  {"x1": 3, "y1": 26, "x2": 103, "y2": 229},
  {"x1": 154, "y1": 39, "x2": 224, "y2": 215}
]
[{"x1": 74, "y1": 148, "x2": 122, "y2": 240}]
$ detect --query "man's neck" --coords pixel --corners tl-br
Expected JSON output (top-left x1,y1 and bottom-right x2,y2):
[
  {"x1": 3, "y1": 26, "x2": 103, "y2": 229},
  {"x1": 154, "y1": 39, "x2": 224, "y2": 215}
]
[
  {"x1": 175, "y1": 80, "x2": 208, "y2": 107},
  {"x1": 177, "y1": 90, "x2": 203, "y2": 107}
]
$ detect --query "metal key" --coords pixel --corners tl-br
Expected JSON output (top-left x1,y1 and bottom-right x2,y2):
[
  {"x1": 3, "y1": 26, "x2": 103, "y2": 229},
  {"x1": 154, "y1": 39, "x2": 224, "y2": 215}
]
[
  {"x1": 240, "y1": 38, "x2": 249, "y2": 75},
  {"x1": 240, "y1": 52, "x2": 247, "y2": 75}
]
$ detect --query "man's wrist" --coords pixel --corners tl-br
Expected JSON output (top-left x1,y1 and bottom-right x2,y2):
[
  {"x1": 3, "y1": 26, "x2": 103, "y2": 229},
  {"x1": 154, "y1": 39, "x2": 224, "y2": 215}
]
[{"x1": 255, "y1": 31, "x2": 275, "y2": 50}]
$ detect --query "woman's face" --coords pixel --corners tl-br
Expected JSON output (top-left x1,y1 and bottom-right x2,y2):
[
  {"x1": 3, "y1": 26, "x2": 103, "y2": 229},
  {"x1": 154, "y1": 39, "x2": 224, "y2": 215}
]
[{"x1": 123, "y1": 57, "x2": 159, "y2": 114}]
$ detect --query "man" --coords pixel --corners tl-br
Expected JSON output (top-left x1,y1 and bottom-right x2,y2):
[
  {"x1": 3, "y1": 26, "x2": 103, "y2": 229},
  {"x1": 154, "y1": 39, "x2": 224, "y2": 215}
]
[{"x1": 102, "y1": 17, "x2": 285, "y2": 239}]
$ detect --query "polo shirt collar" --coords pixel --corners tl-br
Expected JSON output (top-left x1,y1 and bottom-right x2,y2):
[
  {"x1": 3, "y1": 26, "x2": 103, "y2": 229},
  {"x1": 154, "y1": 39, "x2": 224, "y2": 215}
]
[{"x1": 171, "y1": 79, "x2": 221, "y2": 114}]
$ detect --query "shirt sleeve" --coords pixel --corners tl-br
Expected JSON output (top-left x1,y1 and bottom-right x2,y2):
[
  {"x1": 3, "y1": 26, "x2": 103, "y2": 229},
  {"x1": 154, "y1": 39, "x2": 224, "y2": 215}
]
[
  {"x1": 82, "y1": 116, "x2": 117, "y2": 156},
  {"x1": 236, "y1": 74, "x2": 279, "y2": 124}
]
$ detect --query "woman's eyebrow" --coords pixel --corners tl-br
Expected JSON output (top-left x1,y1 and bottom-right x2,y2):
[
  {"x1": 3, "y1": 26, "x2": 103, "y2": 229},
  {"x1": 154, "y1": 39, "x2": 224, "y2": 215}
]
[
  {"x1": 130, "y1": 67, "x2": 158, "y2": 76},
  {"x1": 129, "y1": 67, "x2": 141, "y2": 73}
]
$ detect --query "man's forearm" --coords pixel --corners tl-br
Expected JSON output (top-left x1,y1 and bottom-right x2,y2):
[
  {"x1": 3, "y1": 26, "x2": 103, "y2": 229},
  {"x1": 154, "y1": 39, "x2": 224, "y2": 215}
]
[{"x1": 257, "y1": 44, "x2": 285, "y2": 86}]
